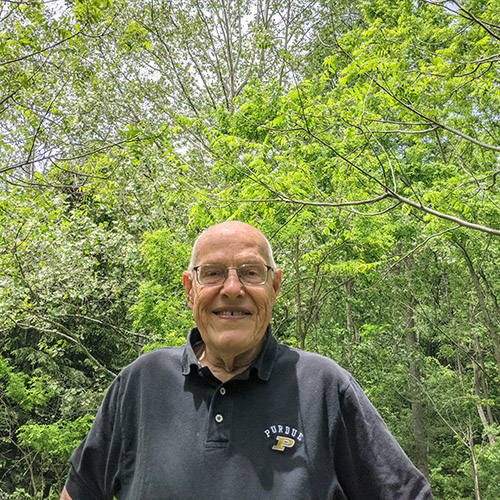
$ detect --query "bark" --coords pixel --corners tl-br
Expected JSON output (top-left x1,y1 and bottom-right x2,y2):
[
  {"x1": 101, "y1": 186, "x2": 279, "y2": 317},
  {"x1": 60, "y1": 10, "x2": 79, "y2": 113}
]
[
  {"x1": 472, "y1": 333, "x2": 496, "y2": 445},
  {"x1": 468, "y1": 425, "x2": 482, "y2": 500},
  {"x1": 445, "y1": 266, "x2": 496, "y2": 444},
  {"x1": 405, "y1": 293, "x2": 430, "y2": 480},
  {"x1": 343, "y1": 276, "x2": 359, "y2": 343},
  {"x1": 455, "y1": 240, "x2": 500, "y2": 379},
  {"x1": 293, "y1": 235, "x2": 305, "y2": 349}
]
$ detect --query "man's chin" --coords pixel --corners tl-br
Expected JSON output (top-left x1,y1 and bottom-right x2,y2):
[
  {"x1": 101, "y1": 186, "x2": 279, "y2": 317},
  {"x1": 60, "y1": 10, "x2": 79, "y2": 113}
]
[{"x1": 206, "y1": 328, "x2": 263, "y2": 349}]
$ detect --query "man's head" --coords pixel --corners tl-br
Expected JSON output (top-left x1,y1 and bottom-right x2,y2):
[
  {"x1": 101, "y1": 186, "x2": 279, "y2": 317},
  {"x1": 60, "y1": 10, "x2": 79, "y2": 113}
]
[{"x1": 182, "y1": 221, "x2": 282, "y2": 362}]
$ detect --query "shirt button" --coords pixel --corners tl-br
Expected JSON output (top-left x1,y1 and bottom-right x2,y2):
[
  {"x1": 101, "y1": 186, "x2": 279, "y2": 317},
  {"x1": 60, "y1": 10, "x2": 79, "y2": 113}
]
[
  {"x1": 215, "y1": 414, "x2": 224, "y2": 423},
  {"x1": 219, "y1": 387, "x2": 226, "y2": 395}
]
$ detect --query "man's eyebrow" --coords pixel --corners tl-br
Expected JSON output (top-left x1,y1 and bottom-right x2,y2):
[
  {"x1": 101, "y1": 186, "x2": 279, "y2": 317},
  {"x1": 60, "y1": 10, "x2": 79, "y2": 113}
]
[{"x1": 199, "y1": 261, "x2": 266, "y2": 266}]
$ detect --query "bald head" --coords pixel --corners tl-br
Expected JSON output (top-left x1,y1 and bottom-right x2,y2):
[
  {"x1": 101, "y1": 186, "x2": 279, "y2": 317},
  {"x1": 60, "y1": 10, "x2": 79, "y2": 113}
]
[{"x1": 189, "y1": 221, "x2": 276, "y2": 270}]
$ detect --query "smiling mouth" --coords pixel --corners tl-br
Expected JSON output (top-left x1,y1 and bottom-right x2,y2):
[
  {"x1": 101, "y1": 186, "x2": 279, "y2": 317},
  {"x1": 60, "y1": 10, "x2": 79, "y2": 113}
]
[{"x1": 214, "y1": 310, "x2": 250, "y2": 317}]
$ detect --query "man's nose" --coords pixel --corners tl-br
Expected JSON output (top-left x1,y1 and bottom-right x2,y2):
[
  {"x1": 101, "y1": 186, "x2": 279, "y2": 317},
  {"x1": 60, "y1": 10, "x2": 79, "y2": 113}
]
[{"x1": 221, "y1": 269, "x2": 244, "y2": 295}]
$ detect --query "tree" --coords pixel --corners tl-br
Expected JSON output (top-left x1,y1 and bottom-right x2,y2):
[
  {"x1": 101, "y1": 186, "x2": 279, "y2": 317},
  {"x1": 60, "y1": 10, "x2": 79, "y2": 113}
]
[{"x1": 1, "y1": 0, "x2": 500, "y2": 497}]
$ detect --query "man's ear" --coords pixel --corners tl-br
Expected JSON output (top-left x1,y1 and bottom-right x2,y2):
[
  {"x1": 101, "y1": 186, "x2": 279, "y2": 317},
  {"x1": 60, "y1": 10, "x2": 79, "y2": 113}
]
[
  {"x1": 182, "y1": 271, "x2": 194, "y2": 309},
  {"x1": 272, "y1": 268, "x2": 282, "y2": 297}
]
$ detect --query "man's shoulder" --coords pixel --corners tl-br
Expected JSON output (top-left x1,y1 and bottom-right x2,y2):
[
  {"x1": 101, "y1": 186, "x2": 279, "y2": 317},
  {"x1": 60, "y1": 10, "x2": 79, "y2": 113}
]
[
  {"x1": 277, "y1": 342, "x2": 342, "y2": 365},
  {"x1": 276, "y1": 343, "x2": 352, "y2": 382},
  {"x1": 270, "y1": 344, "x2": 357, "y2": 408},
  {"x1": 119, "y1": 345, "x2": 184, "y2": 379}
]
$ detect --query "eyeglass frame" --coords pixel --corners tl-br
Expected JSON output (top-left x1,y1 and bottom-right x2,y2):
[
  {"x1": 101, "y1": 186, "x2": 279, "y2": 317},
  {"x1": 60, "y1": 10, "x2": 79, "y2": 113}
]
[{"x1": 191, "y1": 263, "x2": 274, "y2": 286}]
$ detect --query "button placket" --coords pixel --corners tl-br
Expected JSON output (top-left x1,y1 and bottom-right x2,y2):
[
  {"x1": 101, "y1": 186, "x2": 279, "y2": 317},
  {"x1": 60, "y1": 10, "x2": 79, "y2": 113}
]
[{"x1": 205, "y1": 385, "x2": 233, "y2": 448}]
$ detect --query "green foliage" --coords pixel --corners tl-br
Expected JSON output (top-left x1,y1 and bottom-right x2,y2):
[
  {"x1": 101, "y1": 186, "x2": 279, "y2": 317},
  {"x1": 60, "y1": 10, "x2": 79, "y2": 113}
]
[
  {"x1": 141, "y1": 333, "x2": 187, "y2": 353},
  {"x1": 477, "y1": 427, "x2": 500, "y2": 500},
  {"x1": 1, "y1": 0, "x2": 500, "y2": 497},
  {"x1": 0, "y1": 357, "x2": 55, "y2": 412},
  {"x1": 17, "y1": 415, "x2": 93, "y2": 462},
  {"x1": 130, "y1": 228, "x2": 194, "y2": 346}
]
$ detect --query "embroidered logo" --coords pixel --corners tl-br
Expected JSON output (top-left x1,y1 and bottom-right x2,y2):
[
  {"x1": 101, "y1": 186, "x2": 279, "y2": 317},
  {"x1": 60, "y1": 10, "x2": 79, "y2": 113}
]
[{"x1": 264, "y1": 424, "x2": 304, "y2": 452}]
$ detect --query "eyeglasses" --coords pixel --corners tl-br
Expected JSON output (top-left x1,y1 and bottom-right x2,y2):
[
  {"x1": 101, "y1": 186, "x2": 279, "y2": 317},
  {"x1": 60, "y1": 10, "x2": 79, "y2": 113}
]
[{"x1": 192, "y1": 264, "x2": 273, "y2": 286}]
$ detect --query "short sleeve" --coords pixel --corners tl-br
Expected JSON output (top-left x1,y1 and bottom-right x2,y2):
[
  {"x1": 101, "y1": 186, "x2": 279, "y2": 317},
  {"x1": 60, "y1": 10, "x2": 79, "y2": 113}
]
[
  {"x1": 334, "y1": 376, "x2": 433, "y2": 500},
  {"x1": 65, "y1": 375, "x2": 124, "y2": 500}
]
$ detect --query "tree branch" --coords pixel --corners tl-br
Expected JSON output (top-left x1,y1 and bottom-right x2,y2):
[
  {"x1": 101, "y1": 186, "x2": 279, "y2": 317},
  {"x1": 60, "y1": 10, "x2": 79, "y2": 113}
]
[{"x1": 374, "y1": 77, "x2": 500, "y2": 153}]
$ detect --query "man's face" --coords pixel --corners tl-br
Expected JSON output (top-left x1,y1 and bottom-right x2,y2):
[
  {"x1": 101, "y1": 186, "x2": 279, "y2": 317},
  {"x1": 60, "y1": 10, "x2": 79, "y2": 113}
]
[{"x1": 182, "y1": 223, "x2": 282, "y2": 360}]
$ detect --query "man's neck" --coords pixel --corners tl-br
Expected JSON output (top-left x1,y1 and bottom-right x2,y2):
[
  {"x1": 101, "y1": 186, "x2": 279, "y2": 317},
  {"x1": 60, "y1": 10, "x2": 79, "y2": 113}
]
[{"x1": 195, "y1": 342, "x2": 261, "y2": 383}]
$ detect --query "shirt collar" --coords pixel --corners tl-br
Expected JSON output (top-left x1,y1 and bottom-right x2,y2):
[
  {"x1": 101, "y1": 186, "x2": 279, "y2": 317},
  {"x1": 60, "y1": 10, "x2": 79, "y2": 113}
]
[{"x1": 181, "y1": 326, "x2": 278, "y2": 381}]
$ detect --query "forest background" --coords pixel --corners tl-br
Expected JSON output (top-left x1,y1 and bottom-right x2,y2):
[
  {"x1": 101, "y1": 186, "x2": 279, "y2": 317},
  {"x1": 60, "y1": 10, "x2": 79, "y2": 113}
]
[{"x1": 1, "y1": 0, "x2": 500, "y2": 498}]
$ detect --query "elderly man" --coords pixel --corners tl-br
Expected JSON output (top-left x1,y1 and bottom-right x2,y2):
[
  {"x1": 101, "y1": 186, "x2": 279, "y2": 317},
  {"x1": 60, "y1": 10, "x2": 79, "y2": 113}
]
[{"x1": 60, "y1": 221, "x2": 433, "y2": 500}]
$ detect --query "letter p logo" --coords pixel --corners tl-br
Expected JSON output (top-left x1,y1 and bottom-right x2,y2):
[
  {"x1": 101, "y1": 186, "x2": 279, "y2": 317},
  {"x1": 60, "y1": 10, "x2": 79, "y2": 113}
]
[{"x1": 272, "y1": 436, "x2": 296, "y2": 452}]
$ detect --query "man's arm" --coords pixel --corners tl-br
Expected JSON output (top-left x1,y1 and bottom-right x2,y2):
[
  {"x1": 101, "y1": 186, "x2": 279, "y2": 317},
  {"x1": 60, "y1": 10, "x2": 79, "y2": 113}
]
[{"x1": 59, "y1": 486, "x2": 73, "y2": 500}]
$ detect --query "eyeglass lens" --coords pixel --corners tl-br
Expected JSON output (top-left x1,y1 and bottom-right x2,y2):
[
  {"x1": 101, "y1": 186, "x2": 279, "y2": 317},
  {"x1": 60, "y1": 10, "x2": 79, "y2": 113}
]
[{"x1": 197, "y1": 264, "x2": 269, "y2": 285}]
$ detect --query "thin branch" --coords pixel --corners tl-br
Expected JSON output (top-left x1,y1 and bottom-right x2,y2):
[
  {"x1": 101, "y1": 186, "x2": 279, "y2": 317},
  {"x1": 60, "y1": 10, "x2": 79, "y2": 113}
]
[
  {"x1": 390, "y1": 192, "x2": 500, "y2": 236},
  {"x1": 374, "y1": 77, "x2": 500, "y2": 153},
  {"x1": 64, "y1": 314, "x2": 148, "y2": 339},
  {"x1": 450, "y1": 0, "x2": 500, "y2": 42},
  {"x1": 0, "y1": 30, "x2": 82, "y2": 67},
  {"x1": 368, "y1": 126, "x2": 439, "y2": 135},
  {"x1": 230, "y1": 193, "x2": 391, "y2": 208},
  {"x1": 346, "y1": 202, "x2": 402, "y2": 216},
  {"x1": 0, "y1": 134, "x2": 160, "y2": 175},
  {"x1": 380, "y1": 225, "x2": 461, "y2": 279},
  {"x1": 448, "y1": 141, "x2": 500, "y2": 211},
  {"x1": 15, "y1": 321, "x2": 116, "y2": 378}
]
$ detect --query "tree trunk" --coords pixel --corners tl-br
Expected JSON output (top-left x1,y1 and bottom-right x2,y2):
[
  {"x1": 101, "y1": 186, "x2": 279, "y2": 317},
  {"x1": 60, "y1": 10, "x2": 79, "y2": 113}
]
[
  {"x1": 468, "y1": 425, "x2": 482, "y2": 500},
  {"x1": 448, "y1": 263, "x2": 497, "y2": 444},
  {"x1": 472, "y1": 332, "x2": 496, "y2": 445},
  {"x1": 405, "y1": 293, "x2": 430, "y2": 480},
  {"x1": 455, "y1": 240, "x2": 500, "y2": 378},
  {"x1": 293, "y1": 235, "x2": 305, "y2": 349},
  {"x1": 343, "y1": 276, "x2": 359, "y2": 343}
]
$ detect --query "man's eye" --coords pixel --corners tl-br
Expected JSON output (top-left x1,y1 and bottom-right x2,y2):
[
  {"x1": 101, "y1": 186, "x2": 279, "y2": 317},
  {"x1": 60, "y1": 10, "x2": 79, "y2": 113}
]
[
  {"x1": 241, "y1": 266, "x2": 263, "y2": 279},
  {"x1": 204, "y1": 269, "x2": 223, "y2": 278}
]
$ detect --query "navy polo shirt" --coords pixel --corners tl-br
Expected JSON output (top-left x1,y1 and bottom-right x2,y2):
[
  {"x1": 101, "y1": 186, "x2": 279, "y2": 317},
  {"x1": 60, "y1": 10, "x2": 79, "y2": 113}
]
[{"x1": 66, "y1": 327, "x2": 433, "y2": 500}]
